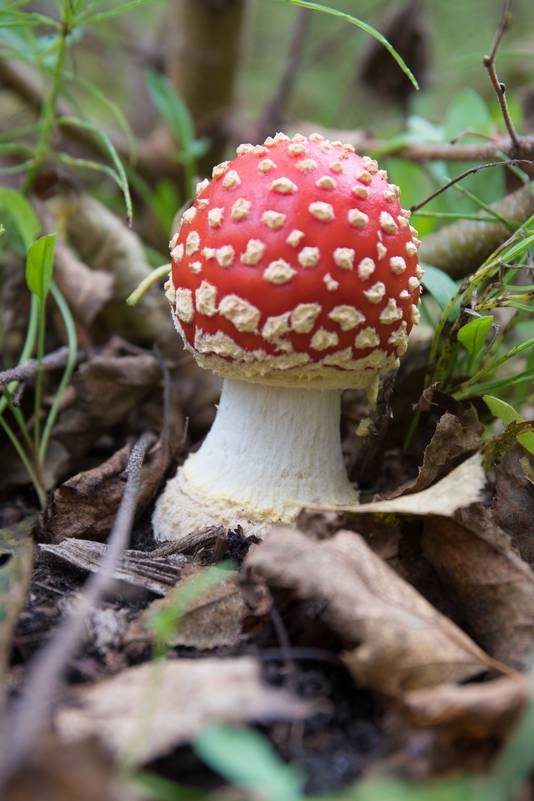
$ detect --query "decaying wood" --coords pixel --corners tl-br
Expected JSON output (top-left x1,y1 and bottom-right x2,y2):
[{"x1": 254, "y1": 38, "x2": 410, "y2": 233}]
[{"x1": 40, "y1": 539, "x2": 186, "y2": 597}]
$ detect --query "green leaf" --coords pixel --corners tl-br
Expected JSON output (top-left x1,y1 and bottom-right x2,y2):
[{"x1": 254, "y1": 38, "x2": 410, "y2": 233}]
[
  {"x1": 482, "y1": 395, "x2": 534, "y2": 455},
  {"x1": 343, "y1": 775, "x2": 482, "y2": 801},
  {"x1": 132, "y1": 772, "x2": 211, "y2": 801},
  {"x1": 25, "y1": 234, "x2": 56, "y2": 301},
  {"x1": 145, "y1": 71, "x2": 195, "y2": 149},
  {"x1": 421, "y1": 264, "x2": 458, "y2": 316},
  {"x1": 443, "y1": 89, "x2": 493, "y2": 142},
  {"x1": 77, "y1": 0, "x2": 159, "y2": 24},
  {"x1": 0, "y1": 188, "x2": 40, "y2": 250},
  {"x1": 283, "y1": 0, "x2": 419, "y2": 90},
  {"x1": 457, "y1": 316, "x2": 493, "y2": 359},
  {"x1": 194, "y1": 725, "x2": 305, "y2": 801}
]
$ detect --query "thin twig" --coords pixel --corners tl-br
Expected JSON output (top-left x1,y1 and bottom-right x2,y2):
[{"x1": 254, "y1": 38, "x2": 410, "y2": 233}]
[
  {"x1": 0, "y1": 431, "x2": 157, "y2": 788},
  {"x1": 410, "y1": 159, "x2": 533, "y2": 213},
  {"x1": 0, "y1": 347, "x2": 85, "y2": 388},
  {"x1": 483, "y1": 1, "x2": 521, "y2": 155}
]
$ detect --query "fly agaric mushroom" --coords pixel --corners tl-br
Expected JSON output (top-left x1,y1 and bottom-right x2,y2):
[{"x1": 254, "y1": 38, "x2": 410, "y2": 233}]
[{"x1": 153, "y1": 132, "x2": 422, "y2": 540}]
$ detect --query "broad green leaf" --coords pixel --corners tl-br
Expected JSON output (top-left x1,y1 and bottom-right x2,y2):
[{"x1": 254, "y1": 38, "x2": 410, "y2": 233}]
[
  {"x1": 284, "y1": 0, "x2": 419, "y2": 90},
  {"x1": 194, "y1": 725, "x2": 305, "y2": 801},
  {"x1": 457, "y1": 316, "x2": 493, "y2": 359},
  {"x1": 385, "y1": 160, "x2": 436, "y2": 236},
  {"x1": 421, "y1": 264, "x2": 458, "y2": 316},
  {"x1": 0, "y1": 188, "x2": 40, "y2": 250},
  {"x1": 25, "y1": 234, "x2": 56, "y2": 301},
  {"x1": 482, "y1": 395, "x2": 534, "y2": 455},
  {"x1": 443, "y1": 89, "x2": 493, "y2": 141}
]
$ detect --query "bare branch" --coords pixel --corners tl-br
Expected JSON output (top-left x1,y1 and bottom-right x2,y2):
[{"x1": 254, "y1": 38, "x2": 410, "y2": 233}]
[
  {"x1": 0, "y1": 347, "x2": 84, "y2": 388},
  {"x1": 294, "y1": 123, "x2": 534, "y2": 163},
  {"x1": 483, "y1": 0, "x2": 521, "y2": 155},
  {"x1": 409, "y1": 159, "x2": 533, "y2": 213},
  {"x1": 0, "y1": 431, "x2": 157, "y2": 788}
]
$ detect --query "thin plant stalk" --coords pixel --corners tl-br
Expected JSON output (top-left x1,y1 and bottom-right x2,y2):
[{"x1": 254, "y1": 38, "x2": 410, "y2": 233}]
[
  {"x1": 39, "y1": 283, "x2": 77, "y2": 461},
  {"x1": 0, "y1": 295, "x2": 39, "y2": 416},
  {"x1": 0, "y1": 415, "x2": 45, "y2": 508},
  {"x1": 32, "y1": 296, "x2": 47, "y2": 454},
  {"x1": 23, "y1": 6, "x2": 69, "y2": 192}
]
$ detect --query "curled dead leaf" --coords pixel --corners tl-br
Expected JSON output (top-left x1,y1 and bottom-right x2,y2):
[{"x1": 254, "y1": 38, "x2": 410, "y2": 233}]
[
  {"x1": 128, "y1": 569, "x2": 248, "y2": 649},
  {"x1": 245, "y1": 528, "x2": 491, "y2": 693},
  {"x1": 422, "y1": 506, "x2": 534, "y2": 669},
  {"x1": 401, "y1": 675, "x2": 527, "y2": 738},
  {"x1": 54, "y1": 242, "x2": 114, "y2": 329},
  {"x1": 52, "y1": 340, "x2": 163, "y2": 461},
  {"x1": 494, "y1": 446, "x2": 534, "y2": 567},
  {"x1": 318, "y1": 453, "x2": 486, "y2": 518},
  {"x1": 55, "y1": 657, "x2": 311, "y2": 764},
  {"x1": 403, "y1": 410, "x2": 481, "y2": 495}
]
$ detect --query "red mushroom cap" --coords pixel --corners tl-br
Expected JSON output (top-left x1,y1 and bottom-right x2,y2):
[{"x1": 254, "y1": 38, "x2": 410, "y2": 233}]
[{"x1": 165, "y1": 132, "x2": 422, "y2": 389}]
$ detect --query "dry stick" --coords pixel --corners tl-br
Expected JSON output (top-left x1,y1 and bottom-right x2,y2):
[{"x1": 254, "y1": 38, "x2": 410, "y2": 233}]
[
  {"x1": 295, "y1": 122, "x2": 534, "y2": 162},
  {"x1": 0, "y1": 346, "x2": 84, "y2": 388},
  {"x1": 0, "y1": 431, "x2": 157, "y2": 788},
  {"x1": 4, "y1": 54, "x2": 534, "y2": 173},
  {"x1": 410, "y1": 159, "x2": 533, "y2": 213},
  {"x1": 483, "y1": 0, "x2": 521, "y2": 156}
]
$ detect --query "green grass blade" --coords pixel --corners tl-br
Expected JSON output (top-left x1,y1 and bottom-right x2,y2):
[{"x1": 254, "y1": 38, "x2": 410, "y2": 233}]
[
  {"x1": 56, "y1": 115, "x2": 132, "y2": 223},
  {"x1": 283, "y1": 0, "x2": 419, "y2": 90}
]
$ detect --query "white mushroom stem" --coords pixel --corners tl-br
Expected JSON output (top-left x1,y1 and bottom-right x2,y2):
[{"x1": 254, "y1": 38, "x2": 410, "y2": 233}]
[{"x1": 152, "y1": 377, "x2": 358, "y2": 540}]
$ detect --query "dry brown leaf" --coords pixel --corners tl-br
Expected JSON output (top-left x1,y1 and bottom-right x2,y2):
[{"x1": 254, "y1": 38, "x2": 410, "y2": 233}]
[
  {"x1": 422, "y1": 507, "x2": 534, "y2": 669},
  {"x1": 49, "y1": 194, "x2": 172, "y2": 346},
  {"x1": 129, "y1": 570, "x2": 248, "y2": 649},
  {"x1": 401, "y1": 675, "x2": 527, "y2": 737},
  {"x1": 246, "y1": 528, "x2": 490, "y2": 693},
  {"x1": 404, "y1": 410, "x2": 481, "y2": 495},
  {"x1": 0, "y1": 518, "x2": 34, "y2": 699},
  {"x1": 3, "y1": 734, "x2": 123, "y2": 801},
  {"x1": 54, "y1": 242, "x2": 114, "y2": 328},
  {"x1": 52, "y1": 340, "x2": 162, "y2": 461},
  {"x1": 44, "y1": 425, "x2": 174, "y2": 542},
  {"x1": 494, "y1": 446, "x2": 534, "y2": 567},
  {"x1": 320, "y1": 453, "x2": 485, "y2": 517},
  {"x1": 56, "y1": 657, "x2": 310, "y2": 764}
]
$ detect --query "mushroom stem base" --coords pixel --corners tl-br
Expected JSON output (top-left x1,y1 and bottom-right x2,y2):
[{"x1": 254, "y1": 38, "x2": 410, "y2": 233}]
[{"x1": 152, "y1": 377, "x2": 358, "y2": 541}]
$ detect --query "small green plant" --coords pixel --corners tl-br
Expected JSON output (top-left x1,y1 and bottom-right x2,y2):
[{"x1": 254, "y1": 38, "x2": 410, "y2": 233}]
[
  {"x1": 0, "y1": 192, "x2": 77, "y2": 506},
  {"x1": 0, "y1": 0, "x2": 166, "y2": 220}
]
